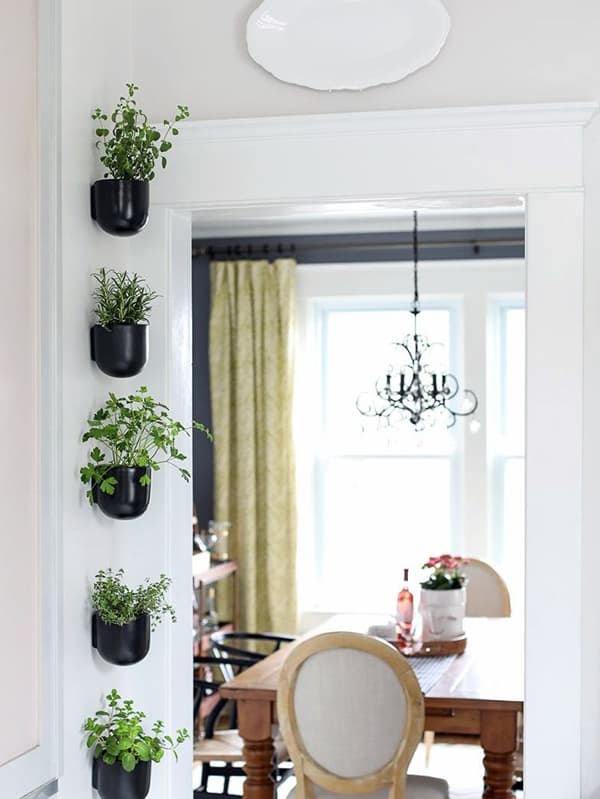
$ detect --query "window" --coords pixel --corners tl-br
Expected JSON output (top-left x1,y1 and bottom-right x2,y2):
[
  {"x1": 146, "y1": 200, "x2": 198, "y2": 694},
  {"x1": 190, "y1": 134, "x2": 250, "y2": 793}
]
[
  {"x1": 316, "y1": 306, "x2": 459, "y2": 612},
  {"x1": 295, "y1": 260, "x2": 525, "y2": 624}
]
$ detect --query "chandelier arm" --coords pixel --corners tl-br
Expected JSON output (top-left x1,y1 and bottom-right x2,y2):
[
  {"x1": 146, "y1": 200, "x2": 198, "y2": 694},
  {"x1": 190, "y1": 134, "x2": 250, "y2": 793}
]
[
  {"x1": 445, "y1": 410, "x2": 458, "y2": 429},
  {"x1": 444, "y1": 390, "x2": 479, "y2": 417},
  {"x1": 441, "y1": 373, "x2": 461, "y2": 401},
  {"x1": 354, "y1": 398, "x2": 377, "y2": 417},
  {"x1": 398, "y1": 342, "x2": 414, "y2": 362}
]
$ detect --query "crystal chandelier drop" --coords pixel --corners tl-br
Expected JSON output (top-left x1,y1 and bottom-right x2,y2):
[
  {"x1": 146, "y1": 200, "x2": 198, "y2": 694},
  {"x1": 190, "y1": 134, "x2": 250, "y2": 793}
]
[{"x1": 356, "y1": 211, "x2": 479, "y2": 431}]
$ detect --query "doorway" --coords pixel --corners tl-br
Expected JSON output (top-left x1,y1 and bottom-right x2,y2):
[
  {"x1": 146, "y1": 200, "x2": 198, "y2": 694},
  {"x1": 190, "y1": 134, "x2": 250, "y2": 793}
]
[{"x1": 147, "y1": 103, "x2": 594, "y2": 798}]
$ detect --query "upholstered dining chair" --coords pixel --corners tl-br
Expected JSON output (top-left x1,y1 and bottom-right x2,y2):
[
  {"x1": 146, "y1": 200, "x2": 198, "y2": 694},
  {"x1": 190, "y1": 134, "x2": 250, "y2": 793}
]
[
  {"x1": 462, "y1": 558, "x2": 512, "y2": 618},
  {"x1": 425, "y1": 558, "x2": 512, "y2": 755},
  {"x1": 463, "y1": 558, "x2": 522, "y2": 789},
  {"x1": 424, "y1": 558, "x2": 518, "y2": 785},
  {"x1": 277, "y1": 631, "x2": 449, "y2": 799}
]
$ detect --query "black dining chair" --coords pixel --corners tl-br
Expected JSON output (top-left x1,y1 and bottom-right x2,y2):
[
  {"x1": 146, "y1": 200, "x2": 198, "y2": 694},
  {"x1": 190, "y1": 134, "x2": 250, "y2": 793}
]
[
  {"x1": 209, "y1": 630, "x2": 296, "y2": 663},
  {"x1": 193, "y1": 655, "x2": 292, "y2": 799}
]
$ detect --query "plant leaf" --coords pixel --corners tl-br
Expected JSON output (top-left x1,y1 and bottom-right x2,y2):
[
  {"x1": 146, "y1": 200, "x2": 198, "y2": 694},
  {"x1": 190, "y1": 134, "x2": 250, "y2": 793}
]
[{"x1": 121, "y1": 752, "x2": 136, "y2": 772}]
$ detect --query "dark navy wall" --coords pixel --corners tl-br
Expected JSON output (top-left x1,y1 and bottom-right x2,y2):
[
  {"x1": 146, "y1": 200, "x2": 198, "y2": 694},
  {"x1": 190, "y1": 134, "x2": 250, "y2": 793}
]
[{"x1": 192, "y1": 254, "x2": 214, "y2": 530}]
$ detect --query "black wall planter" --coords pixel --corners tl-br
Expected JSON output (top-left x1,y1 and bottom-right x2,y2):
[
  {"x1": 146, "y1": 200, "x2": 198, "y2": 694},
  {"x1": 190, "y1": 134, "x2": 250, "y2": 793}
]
[
  {"x1": 91, "y1": 179, "x2": 149, "y2": 236},
  {"x1": 92, "y1": 612, "x2": 151, "y2": 665},
  {"x1": 92, "y1": 758, "x2": 151, "y2": 799},
  {"x1": 92, "y1": 466, "x2": 151, "y2": 520},
  {"x1": 91, "y1": 324, "x2": 149, "y2": 378}
]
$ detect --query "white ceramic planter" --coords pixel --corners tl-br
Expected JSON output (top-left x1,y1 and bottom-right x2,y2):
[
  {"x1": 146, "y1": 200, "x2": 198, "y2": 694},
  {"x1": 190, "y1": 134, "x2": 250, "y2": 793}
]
[{"x1": 420, "y1": 587, "x2": 466, "y2": 639}]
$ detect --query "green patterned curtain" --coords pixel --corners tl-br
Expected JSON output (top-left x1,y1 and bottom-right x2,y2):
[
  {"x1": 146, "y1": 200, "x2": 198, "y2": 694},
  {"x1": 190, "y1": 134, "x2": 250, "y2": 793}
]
[{"x1": 209, "y1": 259, "x2": 297, "y2": 633}]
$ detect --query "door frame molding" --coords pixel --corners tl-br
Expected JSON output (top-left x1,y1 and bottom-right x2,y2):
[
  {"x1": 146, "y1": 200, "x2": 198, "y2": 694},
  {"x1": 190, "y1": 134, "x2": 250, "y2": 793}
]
[{"x1": 150, "y1": 100, "x2": 597, "y2": 798}]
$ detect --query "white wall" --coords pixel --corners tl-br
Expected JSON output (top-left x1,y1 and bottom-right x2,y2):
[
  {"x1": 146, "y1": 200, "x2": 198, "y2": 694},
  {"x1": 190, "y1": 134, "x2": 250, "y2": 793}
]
[
  {"x1": 0, "y1": 0, "x2": 40, "y2": 769},
  {"x1": 131, "y1": 0, "x2": 600, "y2": 120},
  {"x1": 27, "y1": 1, "x2": 600, "y2": 796},
  {"x1": 581, "y1": 114, "x2": 600, "y2": 799},
  {"x1": 55, "y1": 2, "x2": 193, "y2": 798},
  {"x1": 58, "y1": 1, "x2": 132, "y2": 796}
]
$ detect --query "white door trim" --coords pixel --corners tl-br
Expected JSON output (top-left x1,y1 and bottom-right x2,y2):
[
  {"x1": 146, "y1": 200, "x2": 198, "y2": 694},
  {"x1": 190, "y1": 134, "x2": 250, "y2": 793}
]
[{"x1": 148, "y1": 101, "x2": 598, "y2": 797}]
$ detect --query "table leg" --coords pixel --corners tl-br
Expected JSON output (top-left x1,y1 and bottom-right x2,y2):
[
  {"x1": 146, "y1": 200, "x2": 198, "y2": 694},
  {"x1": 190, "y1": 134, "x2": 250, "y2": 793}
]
[
  {"x1": 238, "y1": 698, "x2": 276, "y2": 799},
  {"x1": 480, "y1": 709, "x2": 518, "y2": 799}
]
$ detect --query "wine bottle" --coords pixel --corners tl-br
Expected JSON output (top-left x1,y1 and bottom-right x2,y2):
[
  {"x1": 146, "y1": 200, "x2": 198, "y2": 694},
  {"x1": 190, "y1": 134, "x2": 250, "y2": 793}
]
[{"x1": 396, "y1": 568, "x2": 414, "y2": 639}]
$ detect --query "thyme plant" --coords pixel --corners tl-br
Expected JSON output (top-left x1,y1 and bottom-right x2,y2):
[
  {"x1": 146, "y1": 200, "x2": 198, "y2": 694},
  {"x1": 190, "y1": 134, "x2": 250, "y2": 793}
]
[
  {"x1": 84, "y1": 689, "x2": 189, "y2": 772},
  {"x1": 92, "y1": 83, "x2": 189, "y2": 181},
  {"x1": 91, "y1": 568, "x2": 176, "y2": 630},
  {"x1": 80, "y1": 386, "x2": 211, "y2": 503},
  {"x1": 92, "y1": 268, "x2": 158, "y2": 328}
]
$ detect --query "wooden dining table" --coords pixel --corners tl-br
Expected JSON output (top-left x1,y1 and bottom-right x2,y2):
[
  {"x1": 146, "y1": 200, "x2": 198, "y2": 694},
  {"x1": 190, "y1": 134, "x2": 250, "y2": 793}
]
[{"x1": 220, "y1": 614, "x2": 524, "y2": 799}]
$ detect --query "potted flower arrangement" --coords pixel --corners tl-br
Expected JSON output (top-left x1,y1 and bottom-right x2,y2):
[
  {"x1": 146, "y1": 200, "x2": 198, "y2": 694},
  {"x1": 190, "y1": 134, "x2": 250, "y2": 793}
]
[
  {"x1": 85, "y1": 689, "x2": 188, "y2": 799},
  {"x1": 80, "y1": 386, "x2": 211, "y2": 519},
  {"x1": 90, "y1": 268, "x2": 158, "y2": 378},
  {"x1": 91, "y1": 569, "x2": 175, "y2": 665},
  {"x1": 420, "y1": 554, "x2": 469, "y2": 640},
  {"x1": 91, "y1": 83, "x2": 189, "y2": 235}
]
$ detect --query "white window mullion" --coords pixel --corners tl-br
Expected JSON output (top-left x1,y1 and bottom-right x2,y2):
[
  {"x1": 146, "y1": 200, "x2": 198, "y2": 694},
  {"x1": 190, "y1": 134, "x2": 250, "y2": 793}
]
[{"x1": 462, "y1": 289, "x2": 488, "y2": 557}]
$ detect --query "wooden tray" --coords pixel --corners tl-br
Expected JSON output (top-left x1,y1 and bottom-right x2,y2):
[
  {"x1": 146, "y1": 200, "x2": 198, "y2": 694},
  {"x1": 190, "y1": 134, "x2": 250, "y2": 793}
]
[{"x1": 389, "y1": 634, "x2": 467, "y2": 657}]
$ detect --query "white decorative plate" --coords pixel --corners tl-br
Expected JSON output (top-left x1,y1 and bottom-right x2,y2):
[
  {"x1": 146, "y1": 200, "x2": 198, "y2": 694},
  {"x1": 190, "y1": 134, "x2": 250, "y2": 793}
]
[{"x1": 246, "y1": 0, "x2": 451, "y2": 91}]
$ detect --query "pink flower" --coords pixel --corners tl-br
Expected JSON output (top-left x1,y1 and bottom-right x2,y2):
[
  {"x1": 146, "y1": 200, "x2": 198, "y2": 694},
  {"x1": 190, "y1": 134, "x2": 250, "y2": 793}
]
[{"x1": 421, "y1": 554, "x2": 468, "y2": 590}]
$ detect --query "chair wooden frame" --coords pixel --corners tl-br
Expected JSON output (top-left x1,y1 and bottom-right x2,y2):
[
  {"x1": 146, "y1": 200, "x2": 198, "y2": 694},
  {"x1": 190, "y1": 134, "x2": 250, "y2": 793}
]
[{"x1": 277, "y1": 632, "x2": 424, "y2": 799}]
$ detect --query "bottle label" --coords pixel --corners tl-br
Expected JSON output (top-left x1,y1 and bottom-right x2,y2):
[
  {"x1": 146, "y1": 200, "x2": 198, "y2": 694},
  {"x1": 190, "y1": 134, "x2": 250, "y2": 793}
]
[{"x1": 397, "y1": 597, "x2": 414, "y2": 625}]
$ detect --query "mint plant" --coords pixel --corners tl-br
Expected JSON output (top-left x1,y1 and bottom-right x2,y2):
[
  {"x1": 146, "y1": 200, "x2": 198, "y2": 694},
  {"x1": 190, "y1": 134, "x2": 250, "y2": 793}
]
[
  {"x1": 92, "y1": 83, "x2": 189, "y2": 181},
  {"x1": 92, "y1": 268, "x2": 158, "y2": 328},
  {"x1": 91, "y1": 569, "x2": 175, "y2": 631},
  {"x1": 80, "y1": 386, "x2": 211, "y2": 504},
  {"x1": 84, "y1": 689, "x2": 189, "y2": 772}
]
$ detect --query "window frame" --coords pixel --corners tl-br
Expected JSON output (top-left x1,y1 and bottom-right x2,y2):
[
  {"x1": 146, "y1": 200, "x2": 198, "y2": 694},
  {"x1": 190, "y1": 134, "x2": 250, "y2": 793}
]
[{"x1": 311, "y1": 299, "x2": 464, "y2": 611}]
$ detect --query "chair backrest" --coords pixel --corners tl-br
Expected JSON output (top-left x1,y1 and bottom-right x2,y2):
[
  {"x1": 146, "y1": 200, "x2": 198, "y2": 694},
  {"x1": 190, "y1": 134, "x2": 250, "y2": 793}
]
[
  {"x1": 277, "y1": 632, "x2": 423, "y2": 799},
  {"x1": 463, "y1": 558, "x2": 511, "y2": 617},
  {"x1": 210, "y1": 631, "x2": 296, "y2": 662},
  {"x1": 193, "y1": 655, "x2": 252, "y2": 738}
]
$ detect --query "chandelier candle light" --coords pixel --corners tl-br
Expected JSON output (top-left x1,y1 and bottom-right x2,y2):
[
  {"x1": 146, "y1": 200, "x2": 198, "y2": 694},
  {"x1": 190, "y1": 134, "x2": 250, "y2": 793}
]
[{"x1": 356, "y1": 211, "x2": 478, "y2": 431}]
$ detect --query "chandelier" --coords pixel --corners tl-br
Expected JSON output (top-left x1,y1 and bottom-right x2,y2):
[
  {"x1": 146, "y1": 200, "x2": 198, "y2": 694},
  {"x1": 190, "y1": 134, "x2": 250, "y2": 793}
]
[{"x1": 356, "y1": 211, "x2": 479, "y2": 431}]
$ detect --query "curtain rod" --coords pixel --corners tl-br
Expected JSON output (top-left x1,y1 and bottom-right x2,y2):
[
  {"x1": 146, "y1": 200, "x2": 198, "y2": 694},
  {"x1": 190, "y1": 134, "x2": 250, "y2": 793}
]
[{"x1": 192, "y1": 228, "x2": 525, "y2": 262}]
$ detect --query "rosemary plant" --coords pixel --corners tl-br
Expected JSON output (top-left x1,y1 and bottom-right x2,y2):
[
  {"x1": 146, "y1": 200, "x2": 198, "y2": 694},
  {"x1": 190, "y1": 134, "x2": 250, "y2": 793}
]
[{"x1": 92, "y1": 268, "x2": 158, "y2": 328}]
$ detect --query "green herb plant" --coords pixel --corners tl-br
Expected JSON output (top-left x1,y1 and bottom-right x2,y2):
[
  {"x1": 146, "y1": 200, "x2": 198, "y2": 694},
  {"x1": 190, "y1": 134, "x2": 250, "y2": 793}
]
[
  {"x1": 92, "y1": 268, "x2": 158, "y2": 328},
  {"x1": 80, "y1": 386, "x2": 212, "y2": 504},
  {"x1": 84, "y1": 689, "x2": 189, "y2": 772},
  {"x1": 91, "y1": 568, "x2": 176, "y2": 631},
  {"x1": 92, "y1": 83, "x2": 190, "y2": 181}
]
